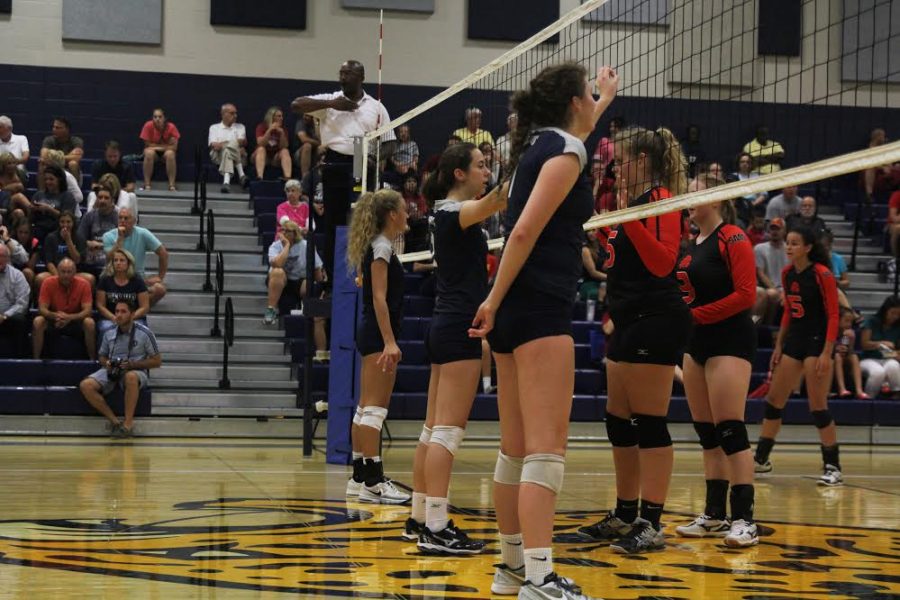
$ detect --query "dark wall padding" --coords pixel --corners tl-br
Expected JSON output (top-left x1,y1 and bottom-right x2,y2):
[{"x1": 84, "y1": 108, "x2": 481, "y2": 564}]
[
  {"x1": 467, "y1": 0, "x2": 559, "y2": 42},
  {"x1": 758, "y1": 0, "x2": 802, "y2": 56},
  {"x1": 0, "y1": 0, "x2": 11, "y2": 14},
  {"x1": 210, "y1": 0, "x2": 306, "y2": 30}
]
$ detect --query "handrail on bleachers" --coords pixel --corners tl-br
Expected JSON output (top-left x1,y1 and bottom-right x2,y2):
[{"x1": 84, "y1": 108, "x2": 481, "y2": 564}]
[
  {"x1": 191, "y1": 144, "x2": 203, "y2": 216},
  {"x1": 202, "y1": 209, "x2": 215, "y2": 292},
  {"x1": 211, "y1": 251, "x2": 224, "y2": 338},
  {"x1": 219, "y1": 297, "x2": 234, "y2": 390}
]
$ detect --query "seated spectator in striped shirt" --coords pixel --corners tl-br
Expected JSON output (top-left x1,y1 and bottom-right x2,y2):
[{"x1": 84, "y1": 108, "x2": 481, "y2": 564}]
[
  {"x1": 80, "y1": 299, "x2": 161, "y2": 438},
  {"x1": 96, "y1": 249, "x2": 150, "y2": 336},
  {"x1": 79, "y1": 184, "x2": 120, "y2": 278},
  {"x1": 40, "y1": 117, "x2": 84, "y2": 183},
  {"x1": 91, "y1": 140, "x2": 136, "y2": 194},
  {"x1": 86, "y1": 173, "x2": 138, "y2": 217},
  {"x1": 32, "y1": 257, "x2": 96, "y2": 360},
  {"x1": 742, "y1": 125, "x2": 784, "y2": 174},
  {"x1": 0, "y1": 242, "x2": 30, "y2": 358},
  {"x1": 276, "y1": 179, "x2": 309, "y2": 235},
  {"x1": 30, "y1": 165, "x2": 77, "y2": 241},
  {"x1": 208, "y1": 103, "x2": 248, "y2": 193},
  {"x1": 391, "y1": 124, "x2": 419, "y2": 175},
  {"x1": 452, "y1": 107, "x2": 494, "y2": 146},
  {"x1": 140, "y1": 108, "x2": 180, "y2": 191},
  {"x1": 6, "y1": 218, "x2": 38, "y2": 285},
  {"x1": 0, "y1": 152, "x2": 29, "y2": 225},
  {"x1": 35, "y1": 211, "x2": 95, "y2": 295}
]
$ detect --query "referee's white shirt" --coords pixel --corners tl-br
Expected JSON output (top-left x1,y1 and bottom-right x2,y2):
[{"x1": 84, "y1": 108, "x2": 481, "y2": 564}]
[{"x1": 307, "y1": 91, "x2": 395, "y2": 156}]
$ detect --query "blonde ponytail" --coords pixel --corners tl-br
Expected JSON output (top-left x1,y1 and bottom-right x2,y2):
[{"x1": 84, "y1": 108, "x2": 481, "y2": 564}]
[
  {"x1": 615, "y1": 125, "x2": 689, "y2": 196},
  {"x1": 346, "y1": 189, "x2": 404, "y2": 272},
  {"x1": 654, "y1": 127, "x2": 688, "y2": 196}
]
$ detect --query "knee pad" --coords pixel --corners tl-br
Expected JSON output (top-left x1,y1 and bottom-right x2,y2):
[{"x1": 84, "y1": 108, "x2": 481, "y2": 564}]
[
  {"x1": 692, "y1": 421, "x2": 719, "y2": 450},
  {"x1": 811, "y1": 410, "x2": 834, "y2": 429},
  {"x1": 430, "y1": 425, "x2": 465, "y2": 456},
  {"x1": 764, "y1": 402, "x2": 783, "y2": 420},
  {"x1": 359, "y1": 406, "x2": 388, "y2": 431},
  {"x1": 418, "y1": 426, "x2": 432, "y2": 444},
  {"x1": 605, "y1": 413, "x2": 638, "y2": 447},
  {"x1": 634, "y1": 414, "x2": 672, "y2": 449},
  {"x1": 715, "y1": 420, "x2": 750, "y2": 455},
  {"x1": 352, "y1": 406, "x2": 364, "y2": 426},
  {"x1": 521, "y1": 454, "x2": 565, "y2": 494},
  {"x1": 493, "y1": 451, "x2": 524, "y2": 485}
]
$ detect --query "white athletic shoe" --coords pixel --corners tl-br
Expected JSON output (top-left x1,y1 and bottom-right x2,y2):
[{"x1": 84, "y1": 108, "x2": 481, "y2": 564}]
[
  {"x1": 345, "y1": 477, "x2": 362, "y2": 497},
  {"x1": 358, "y1": 479, "x2": 411, "y2": 504},
  {"x1": 675, "y1": 514, "x2": 730, "y2": 538},
  {"x1": 754, "y1": 460, "x2": 773, "y2": 474},
  {"x1": 724, "y1": 519, "x2": 759, "y2": 547},
  {"x1": 518, "y1": 572, "x2": 599, "y2": 600},
  {"x1": 817, "y1": 464, "x2": 844, "y2": 487},
  {"x1": 491, "y1": 564, "x2": 526, "y2": 595}
]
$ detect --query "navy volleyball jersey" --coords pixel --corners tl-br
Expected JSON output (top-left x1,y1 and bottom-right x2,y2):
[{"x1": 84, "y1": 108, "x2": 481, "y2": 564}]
[
  {"x1": 605, "y1": 187, "x2": 684, "y2": 322},
  {"x1": 504, "y1": 127, "x2": 593, "y2": 302},
  {"x1": 781, "y1": 262, "x2": 839, "y2": 341},
  {"x1": 677, "y1": 223, "x2": 756, "y2": 325},
  {"x1": 432, "y1": 199, "x2": 488, "y2": 316},
  {"x1": 361, "y1": 235, "x2": 405, "y2": 322}
]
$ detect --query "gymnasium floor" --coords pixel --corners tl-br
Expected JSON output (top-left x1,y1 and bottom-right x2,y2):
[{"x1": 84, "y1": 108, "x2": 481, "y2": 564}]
[{"x1": 0, "y1": 437, "x2": 897, "y2": 599}]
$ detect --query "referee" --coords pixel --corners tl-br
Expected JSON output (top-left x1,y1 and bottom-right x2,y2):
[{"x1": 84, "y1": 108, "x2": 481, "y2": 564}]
[{"x1": 291, "y1": 60, "x2": 396, "y2": 277}]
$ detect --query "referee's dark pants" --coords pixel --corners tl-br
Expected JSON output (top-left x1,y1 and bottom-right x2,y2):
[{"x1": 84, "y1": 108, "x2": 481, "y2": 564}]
[{"x1": 321, "y1": 149, "x2": 355, "y2": 281}]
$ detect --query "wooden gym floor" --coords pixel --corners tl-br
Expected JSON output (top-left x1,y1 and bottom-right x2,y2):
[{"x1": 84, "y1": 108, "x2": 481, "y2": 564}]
[{"x1": 0, "y1": 436, "x2": 897, "y2": 599}]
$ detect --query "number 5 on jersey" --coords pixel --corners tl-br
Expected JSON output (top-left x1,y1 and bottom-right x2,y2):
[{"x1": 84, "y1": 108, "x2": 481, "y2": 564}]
[{"x1": 603, "y1": 230, "x2": 618, "y2": 270}]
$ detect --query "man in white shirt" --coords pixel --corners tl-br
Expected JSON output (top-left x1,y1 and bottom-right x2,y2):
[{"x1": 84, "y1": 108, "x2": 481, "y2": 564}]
[
  {"x1": 290, "y1": 60, "x2": 396, "y2": 275},
  {"x1": 0, "y1": 116, "x2": 30, "y2": 181},
  {"x1": 208, "y1": 103, "x2": 248, "y2": 193}
]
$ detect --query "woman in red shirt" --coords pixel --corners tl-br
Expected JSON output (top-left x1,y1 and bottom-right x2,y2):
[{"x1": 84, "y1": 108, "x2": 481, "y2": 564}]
[{"x1": 253, "y1": 106, "x2": 291, "y2": 181}]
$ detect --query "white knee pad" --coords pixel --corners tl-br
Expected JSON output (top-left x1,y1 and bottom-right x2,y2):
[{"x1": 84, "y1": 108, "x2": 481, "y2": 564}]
[
  {"x1": 493, "y1": 452, "x2": 524, "y2": 485},
  {"x1": 359, "y1": 406, "x2": 388, "y2": 431},
  {"x1": 521, "y1": 453, "x2": 565, "y2": 494},
  {"x1": 418, "y1": 426, "x2": 433, "y2": 444},
  {"x1": 430, "y1": 425, "x2": 466, "y2": 456},
  {"x1": 352, "y1": 406, "x2": 364, "y2": 426}
]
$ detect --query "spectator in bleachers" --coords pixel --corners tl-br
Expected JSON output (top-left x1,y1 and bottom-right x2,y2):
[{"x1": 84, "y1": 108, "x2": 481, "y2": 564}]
[
  {"x1": 745, "y1": 206, "x2": 767, "y2": 246},
  {"x1": 765, "y1": 185, "x2": 800, "y2": 221},
  {"x1": 42, "y1": 150, "x2": 84, "y2": 214},
  {"x1": 32, "y1": 257, "x2": 96, "y2": 360},
  {"x1": 253, "y1": 106, "x2": 292, "y2": 181},
  {"x1": 264, "y1": 222, "x2": 328, "y2": 360},
  {"x1": 294, "y1": 114, "x2": 322, "y2": 179},
  {"x1": 31, "y1": 164, "x2": 77, "y2": 241},
  {"x1": 823, "y1": 229, "x2": 850, "y2": 292},
  {"x1": 859, "y1": 296, "x2": 900, "y2": 398},
  {"x1": 682, "y1": 124, "x2": 706, "y2": 178},
  {"x1": 208, "y1": 103, "x2": 248, "y2": 193},
  {"x1": 594, "y1": 160, "x2": 619, "y2": 214},
  {"x1": 275, "y1": 179, "x2": 309, "y2": 235},
  {"x1": 834, "y1": 307, "x2": 866, "y2": 399},
  {"x1": 140, "y1": 108, "x2": 180, "y2": 191},
  {"x1": 96, "y1": 249, "x2": 149, "y2": 336},
  {"x1": 0, "y1": 243, "x2": 30, "y2": 358},
  {"x1": 86, "y1": 173, "x2": 137, "y2": 216},
  {"x1": 80, "y1": 299, "x2": 161, "y2": 438},
  {"x1": 579, "y1": 233, "x2": 607, "y2": 307},
  {"x1": 40, "y1": 117, "x2": 84, "y2": 185},
  {"x1": 786, "y1": 196, "x2": 827, "y2": 240},
  {"x1": 705, "y1": 161, "x2": 725, "y2": 182},
  {"x1": 79, "y1": 183, "x2": 119, "y2": 277},
  {"x1": 887, "y1": 189, "x2": 900, "y2": 257},
  {"x1": 8, "y1": 218, "x2": 37, "y2": 285},
  {"x1": 310, "y1": 190, "x2": 325, "y2": 232},
  {"x1": 102, "y1": 208, "x2": 168, "y2": 306},
  {"x1": 0, "y1": 116, "x2": 29, "y2": 181},
  {"x1": 452, "y1": 107, "x2": 494, "y2": 146},
  {"x1": 422, "y1": 135, "x2": 462, "y2": 180},
  {"x1": 35, "y1": 211, "x2": 95, "y2": 295},
  {"x1": 390, "y1": 124, "x2": 419, "y2": 175},
  {"x1": 0, "y1": 153, "x2": 29, "y2": 225},
  {"x1": 300, "y1": 154, "x2": 325, "y2": 224},
  {"x1": 591, "y1": 116, "x2": 624, "y2": 190},
  {"x1": 729, "y1": 151, "x2": 768, "y2": 226},
  {"x1": 495, "y1": 112, "x2": 517, "y2": 168},
  {"x1": 91, "y1": 140, "x2": 136, "y2": 194},
  {"x1": 742, "y1": 125, "x2": 784, "y2": 175},
  {"x1": 754, "y1": 217, "x2": 789, "y2": 323},
  {"x1": 479, "y1": 141, "x2": 500, "y2": 187},
  {"x1": 863, "y1": 128, "x2": 900, "y2": 201},
  {"x1": 401, "y1": 173, "x2": 427, "y2": 252}
]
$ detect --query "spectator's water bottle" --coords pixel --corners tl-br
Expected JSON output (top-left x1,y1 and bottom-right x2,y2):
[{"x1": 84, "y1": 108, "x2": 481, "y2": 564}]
[{"x1": 586, "y1": 299, "x2": 596, "y2": 322}]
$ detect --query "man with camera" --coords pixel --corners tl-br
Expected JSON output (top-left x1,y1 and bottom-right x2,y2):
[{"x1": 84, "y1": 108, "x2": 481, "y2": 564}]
[{"x1": 79, "y1": 299, "x2": 161, "y2": 438}]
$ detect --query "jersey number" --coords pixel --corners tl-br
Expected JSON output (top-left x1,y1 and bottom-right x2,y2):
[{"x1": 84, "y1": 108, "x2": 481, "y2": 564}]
[
  {"x1": 676, "y1": 271, "x2": 696, "y2": 304},
  {"x1": 786, "y1": 294, "x2": 805, "y2": 318},
  {"x1": 603, "y1": 230, "x2": 618, "y2": 269}
]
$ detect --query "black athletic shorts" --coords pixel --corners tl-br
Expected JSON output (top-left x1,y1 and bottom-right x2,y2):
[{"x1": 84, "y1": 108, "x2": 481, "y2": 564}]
[
  {"x1": 606, "y1": 308, "x2": 691, "y2": 366},
  {"x1": 426, "y1": 312, "x2": 482, "y2": 364},
  {"x1": 487, "y1": 294, "x2": 573, "y2": 355},
  {"x1": 356, "y1": 313, "x2": 401, "y2": 357},
  {"x1": 687, "y1": 315, "x2": 757, "y2": 365},
  {"x1": 781, "y1": 331, "x2": 828, "y2": 361}
]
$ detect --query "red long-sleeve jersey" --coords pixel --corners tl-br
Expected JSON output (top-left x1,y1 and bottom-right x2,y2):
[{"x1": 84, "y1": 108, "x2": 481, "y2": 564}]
[{"x1": 780, "y1": 262, "x2": 840, "y2": 342}]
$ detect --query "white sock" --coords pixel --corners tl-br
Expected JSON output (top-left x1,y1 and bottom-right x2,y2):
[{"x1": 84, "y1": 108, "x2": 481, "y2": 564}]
[
  {"x1": 222, "y1": 173, "x2": 231, "y2": 185},
  {"x1": 369, "y1": 455, "x2": 382, "y2": 463},
  {"x1": 425, "y1": 496, "x2": 449, "y2": 532},
  {"x1": 352, "y1": 451, "x2": 363, "y2": 461},
  {"x1": 482, "y1": 376, "x2": 492, "y2": 392},
  {"x1": 411, "y1": 492, "x2": 426, "y2": 523},
  {"x1": 236, "y1": 163, "x2": 245, "y2": 178},
  {"x1": 499, "y1": 532, "x2": 524, "y2": 569},
  {"x1": 524, "y1": 547, "x2": 553, "y2": 585}
]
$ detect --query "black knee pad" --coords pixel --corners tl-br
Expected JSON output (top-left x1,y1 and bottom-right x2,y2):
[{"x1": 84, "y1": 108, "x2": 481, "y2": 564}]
[
  {"x1": 715, "y1": 420, "x2": 750, "y2": 456},
  {"x1": 605, "y1": 413, "x2": 638, "y2": 447},
  {"x1": 634, "y1": 413, "x2": 672, "y2": 449},
  {"x1": 811, "y1": 410, "x2": 834, "y2": 429},
  {"x1": 764, "y1": 402, "x2": 783, "y2": 420},
  {"x1": 692, "y1": 421, "x2": 719, "y2": 450}
]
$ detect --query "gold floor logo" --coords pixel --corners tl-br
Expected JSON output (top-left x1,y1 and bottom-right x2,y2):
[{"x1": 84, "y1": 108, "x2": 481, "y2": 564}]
[{"x1": 0, "y1": 498, "x2": 897, "y2": 599}]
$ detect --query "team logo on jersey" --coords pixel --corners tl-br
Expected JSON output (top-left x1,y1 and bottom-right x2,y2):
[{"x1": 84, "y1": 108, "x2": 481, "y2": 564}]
[
  {"x1": 0, "y1": 498, "x2": 897, "y2": 598},
  {"x1": 791, "y1": 281, "x2": 801, "y2": 293},
  {"x1": 725, "y1": 232, "x2": 747, "y2": 244}
]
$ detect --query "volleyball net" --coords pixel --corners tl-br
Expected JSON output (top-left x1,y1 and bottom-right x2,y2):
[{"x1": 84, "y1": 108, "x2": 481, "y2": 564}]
[{"x1": 360, "y1": 0, "x2": 900, "y2": 263}]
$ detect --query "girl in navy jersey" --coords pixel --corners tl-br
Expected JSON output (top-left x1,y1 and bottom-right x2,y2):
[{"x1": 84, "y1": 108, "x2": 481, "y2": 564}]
[
  {"x1": 754, "y1": 226, "x2": 843, "y2": 486},
  {"x1": 578, "y1": 125, "x2": 691, "y2": 554},
  {"x1": 345, "y1": 189, "x2": 411, "y2": 505},
  {"x1": 469, "y1": 62, "x2": 618, "y2": 600},
  {"x1": 401, "y1": 142, "x2": 508, "y2": 555},
  {"x1": 673, "y1": 175, "x2": 759, "y2": 547}
]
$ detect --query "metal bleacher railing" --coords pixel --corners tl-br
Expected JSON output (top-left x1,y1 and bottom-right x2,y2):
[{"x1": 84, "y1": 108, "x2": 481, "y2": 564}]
[{"x1": 219, "y1": 297, "x2": 234, "y2": 390}]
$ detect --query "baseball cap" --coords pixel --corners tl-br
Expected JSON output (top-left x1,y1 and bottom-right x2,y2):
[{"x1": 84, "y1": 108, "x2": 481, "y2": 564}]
[{"x1": 769, "y1": 218, "x2": 785, "y2": 229}]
